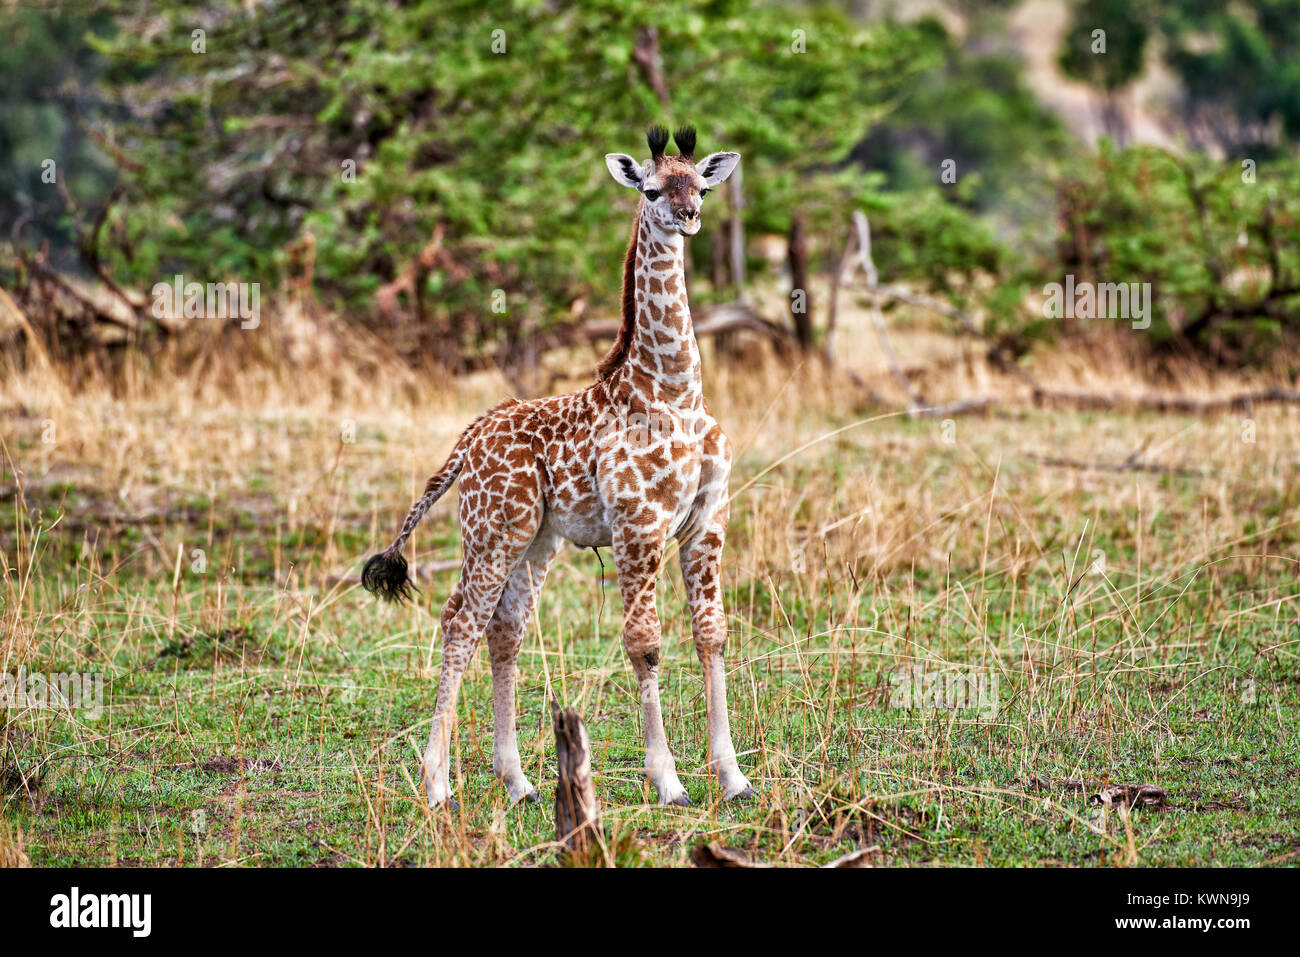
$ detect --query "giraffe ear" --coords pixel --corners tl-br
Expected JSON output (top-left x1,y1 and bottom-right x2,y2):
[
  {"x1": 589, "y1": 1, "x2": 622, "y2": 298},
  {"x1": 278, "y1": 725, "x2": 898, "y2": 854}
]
[
  {"x1": 605, "y1": 153, "x2": 645, "y2": 189},
  {"x1": 697, "y1": 151, "x2": 740, "y2": 187}
]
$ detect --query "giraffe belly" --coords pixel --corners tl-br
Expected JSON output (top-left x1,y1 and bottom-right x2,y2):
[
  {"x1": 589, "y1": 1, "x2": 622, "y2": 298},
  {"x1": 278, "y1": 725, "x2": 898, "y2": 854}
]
[
  {"x1": 540, "y1": 468, "x2": 612, "y2": 548},
  {"x1": 668, "y1": 457, "x2": 705, "y2": 538},
  {"x1": 540, "y1": 450, "x2": 703, "y2": 549},
  {"x1": 540, "y1": 502, "x2": 613, "y2": 549}
]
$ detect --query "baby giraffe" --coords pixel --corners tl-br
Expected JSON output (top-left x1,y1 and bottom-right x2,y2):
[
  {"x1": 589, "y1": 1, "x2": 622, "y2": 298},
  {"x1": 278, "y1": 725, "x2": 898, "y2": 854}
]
[{"x1": 362, "y1": 125, "x2": 754, "y2": 808}]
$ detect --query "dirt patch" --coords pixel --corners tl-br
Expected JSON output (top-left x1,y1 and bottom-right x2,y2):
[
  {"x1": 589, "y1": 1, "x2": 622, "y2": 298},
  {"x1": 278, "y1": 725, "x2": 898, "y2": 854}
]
[
  {"x1": 171, "y1": 756, "x2": 285, "y2": 774},
  {"x1": 203, "y1": 756, "x2": 282, "y2": 774},
  {"x1": 1176, "y1": 792, "x2": 1250, "y2": 813},
  {"x1": 783, "y1": 792, "x2": 929, "y2": 848},
  {"x1": 1, "y1": 732, "x2": 49, "y2": 803},
  {"x1": 153, "y1": 627, "x2": 275, "y2": 668},
  {"x1": 0, "y1": 758, "x2": 40, "y2": 800},
  {"x1": 308, "y1": 847, "x2": 347, "y2": 868}
]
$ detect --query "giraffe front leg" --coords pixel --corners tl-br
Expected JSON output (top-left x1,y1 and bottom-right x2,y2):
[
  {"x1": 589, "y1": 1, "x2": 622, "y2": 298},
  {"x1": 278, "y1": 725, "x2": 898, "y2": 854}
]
[
  {"x1": 680, "y1": 521, "x2": 755, "y2": 801},
  {"x1": 614, "y1": 526, "x2": 690, "y2": 806}
]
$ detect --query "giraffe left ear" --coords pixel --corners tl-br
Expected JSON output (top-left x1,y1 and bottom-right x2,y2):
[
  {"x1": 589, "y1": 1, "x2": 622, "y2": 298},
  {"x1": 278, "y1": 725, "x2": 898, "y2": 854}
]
[
  {"x1": 697, "y1": 152, "x2": 740, "y2": 187},
  {"x1": 605, "y1": 153, "x2": 645, "y2": 189}
]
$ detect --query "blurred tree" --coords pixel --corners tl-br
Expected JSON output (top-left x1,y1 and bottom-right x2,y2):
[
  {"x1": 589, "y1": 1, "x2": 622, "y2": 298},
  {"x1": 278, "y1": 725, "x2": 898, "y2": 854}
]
[
  {"x1": 850, "y1": 16, "x2": 1068, "y2": 220},
  {"x1": 0, "y1": 4, "x2": 118, "y2": 274},
  {"x1": 1057, "y1": 0, "x2": 1153, "y2": 145},
  {"x1": 1157, "y1": 0, "x2": 1300, "y2": 155},
  {"x1": 16, "y1": 0, "x2": 1290, "y2": 369}
]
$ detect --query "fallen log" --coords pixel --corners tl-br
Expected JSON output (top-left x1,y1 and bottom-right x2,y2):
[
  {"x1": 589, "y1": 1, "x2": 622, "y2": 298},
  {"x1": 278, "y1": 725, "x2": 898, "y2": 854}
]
[
  {"x1": 579, "y1": 301, "x2": 793, "y2": 348},
  {"x1": 822, "y1": 845, "x2": 881, "y2": 868},
  {"x1": 1030, "y1": 454, "x2": 1219, "y2": 479},
  {"x1": 1029, "y1": 384, "x2": 1300, "y2": 414},
  {"x1": 690, "y1": 842, "x2": 770, "y2": 868}
]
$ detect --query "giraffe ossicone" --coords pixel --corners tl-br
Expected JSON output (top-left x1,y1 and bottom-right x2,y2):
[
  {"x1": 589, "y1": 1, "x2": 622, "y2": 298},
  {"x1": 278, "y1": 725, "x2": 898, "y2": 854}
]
[{"x1": 362, "y1": 125, "x2": 755, "y2": 809}]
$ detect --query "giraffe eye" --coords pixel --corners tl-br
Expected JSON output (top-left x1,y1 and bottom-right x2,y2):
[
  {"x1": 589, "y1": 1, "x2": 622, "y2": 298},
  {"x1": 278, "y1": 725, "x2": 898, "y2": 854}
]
[{"x1": 643, "y1": 189, "x2": 661, "y2": 201}]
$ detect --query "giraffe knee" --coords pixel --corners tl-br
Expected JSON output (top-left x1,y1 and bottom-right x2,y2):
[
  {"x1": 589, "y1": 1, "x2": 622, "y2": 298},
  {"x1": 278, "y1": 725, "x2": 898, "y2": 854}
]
[
  {"x1": 486, "y1": 624, "x2": 524, "y2": 666},
  {"x1": 692, "y1": 636, "x2": 721, "y2": 660},
  {"x1": 440, "y1": 605, "x2": 482, "y2": 662},
  {"x1": 441, "y1": 590, "x2": 465, "y2": 630},
  {"x1": 623, "y1": 630, "x2": 662, "y2": 679},
  {"x1": 691, "y1": 616, "x2": 728, "y2": 659}
]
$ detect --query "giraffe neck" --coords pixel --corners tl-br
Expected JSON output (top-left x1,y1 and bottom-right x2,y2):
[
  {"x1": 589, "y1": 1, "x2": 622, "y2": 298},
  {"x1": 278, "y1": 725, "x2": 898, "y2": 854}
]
[{"x1": 613, "y1": 207, "x2": 702, "y2": 407}]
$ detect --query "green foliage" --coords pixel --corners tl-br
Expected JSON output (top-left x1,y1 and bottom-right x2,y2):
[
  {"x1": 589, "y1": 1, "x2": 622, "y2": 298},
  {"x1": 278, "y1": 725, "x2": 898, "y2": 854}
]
[
  {"x1": 1157, "y1": 0, "x2": 1300, "y2": 153},
  {"x1": 864, "y1": 187, "x2": 1003, "y2": 294},
  {"x1": 80, "y1": 0, "x2": 950, "y2": 348},
  {"x1": 7, "y1": 0, "x2": 1300, "y2": 364},
  {"x1": 1036, "y1": 145, "x2": 1300, "y2": 354}
]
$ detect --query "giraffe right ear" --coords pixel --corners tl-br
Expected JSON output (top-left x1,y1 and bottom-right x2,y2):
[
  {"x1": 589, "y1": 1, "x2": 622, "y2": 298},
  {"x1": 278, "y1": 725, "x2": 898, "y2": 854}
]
[
  {"x1": 697, "y1": 152, "x2": 741, "y2": 187},
  {"x1": 605, "y1": 153, "x2": 645, "y2": 189}
]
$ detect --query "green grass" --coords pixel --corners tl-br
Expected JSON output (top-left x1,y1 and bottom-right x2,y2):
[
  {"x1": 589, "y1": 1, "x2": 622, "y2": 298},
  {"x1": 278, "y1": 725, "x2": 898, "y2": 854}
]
[{"x1": 3, "y1": 396, "x2": 1299, "y2": 867}]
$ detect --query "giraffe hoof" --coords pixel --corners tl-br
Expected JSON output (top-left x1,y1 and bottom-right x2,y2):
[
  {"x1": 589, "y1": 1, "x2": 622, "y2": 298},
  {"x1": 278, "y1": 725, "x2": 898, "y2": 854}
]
[
  {"x1": 430, "y1": 795, "x2": 459, "y2": 812},
  {"x1": 725, "y1": 785, "x2": 757, "y2": 802},
  {"x1": 667, "y1": 792, "x2": 693, "y2": 807},
  {"x1": 519, "y1": 789, "x2": 542, "y2": 805}
]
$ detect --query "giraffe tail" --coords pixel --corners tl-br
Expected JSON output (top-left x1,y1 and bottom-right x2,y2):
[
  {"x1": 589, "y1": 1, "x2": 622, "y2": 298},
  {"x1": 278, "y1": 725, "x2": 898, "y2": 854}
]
[{"x1": 360, "y1": 408, "x2": 496, "y2": 604}]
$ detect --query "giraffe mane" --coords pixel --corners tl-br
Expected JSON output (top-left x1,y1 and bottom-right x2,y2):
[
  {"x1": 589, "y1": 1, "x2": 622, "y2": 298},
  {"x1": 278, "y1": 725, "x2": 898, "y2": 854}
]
[{"x1": 596, "y1": 207, "x2": 641, "y2": 381}]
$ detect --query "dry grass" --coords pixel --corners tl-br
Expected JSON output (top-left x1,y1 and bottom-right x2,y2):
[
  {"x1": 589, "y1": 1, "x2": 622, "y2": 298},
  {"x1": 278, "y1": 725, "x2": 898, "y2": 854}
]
[
  {"x1": 0, "y1": 819, "x2": 28, "y2": 868},
  {"x1": 1, "y1": 300, "x2": 1297, "y2": 866}
]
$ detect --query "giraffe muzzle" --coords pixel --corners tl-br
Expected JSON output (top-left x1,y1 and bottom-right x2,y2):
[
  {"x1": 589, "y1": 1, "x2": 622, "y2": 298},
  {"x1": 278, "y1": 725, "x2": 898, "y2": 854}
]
[{"x1": 675, "y1": 207, "x2": 701, "y2": 234}]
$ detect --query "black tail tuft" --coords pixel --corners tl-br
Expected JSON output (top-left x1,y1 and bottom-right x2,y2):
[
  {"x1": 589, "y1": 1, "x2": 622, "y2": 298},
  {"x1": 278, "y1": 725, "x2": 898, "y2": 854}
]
[{"x1": 361, "y1": 550, "x2": 414, "y2": 604}]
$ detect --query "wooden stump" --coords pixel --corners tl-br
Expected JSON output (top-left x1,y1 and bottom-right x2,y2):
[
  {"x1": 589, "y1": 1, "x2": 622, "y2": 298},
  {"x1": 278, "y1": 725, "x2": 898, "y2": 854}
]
[{"x1": 552, "y1": 704, "x2": 601, "y2": 855}]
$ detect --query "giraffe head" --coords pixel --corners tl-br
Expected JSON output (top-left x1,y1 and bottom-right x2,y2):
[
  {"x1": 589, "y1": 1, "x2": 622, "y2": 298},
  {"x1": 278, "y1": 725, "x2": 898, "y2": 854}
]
[{"x1": 605, "y1": 125, "x2": 740, "y2": 237}]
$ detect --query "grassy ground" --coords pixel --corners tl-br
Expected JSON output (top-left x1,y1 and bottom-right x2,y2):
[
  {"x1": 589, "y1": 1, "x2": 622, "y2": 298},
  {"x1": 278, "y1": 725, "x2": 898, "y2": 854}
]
[{"x1": 2, "y1": 309, "x2": 1298, "y2": 867}]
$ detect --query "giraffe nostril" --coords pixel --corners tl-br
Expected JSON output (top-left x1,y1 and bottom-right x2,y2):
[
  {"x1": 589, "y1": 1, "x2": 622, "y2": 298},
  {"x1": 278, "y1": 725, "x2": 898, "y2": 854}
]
[{"x1": 677, "y1": 207, "x2": 699, "y2": 222}]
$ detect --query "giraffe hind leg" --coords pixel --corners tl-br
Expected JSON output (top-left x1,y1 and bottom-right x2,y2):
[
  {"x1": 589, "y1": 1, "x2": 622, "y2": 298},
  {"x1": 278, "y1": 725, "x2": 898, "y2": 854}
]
[
  {"x1": 485, "y1": 532, "x2": 560, "y2": 804},
  {"x1": 422, "y1": 474, "x2": 545, "y2": 808}
]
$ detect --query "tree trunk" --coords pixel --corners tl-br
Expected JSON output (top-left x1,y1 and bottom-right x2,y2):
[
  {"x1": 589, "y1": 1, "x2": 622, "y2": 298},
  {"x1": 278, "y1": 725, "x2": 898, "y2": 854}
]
[
  {"x1": 711, "y1": 221, "x2": 729, "y2": 292},
  {"x1": 788, "y1": 210, "x2": 813, "y2": 350},
  {"x1": 728, "y1": 164, "x2": 746, "y2": 300}
]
